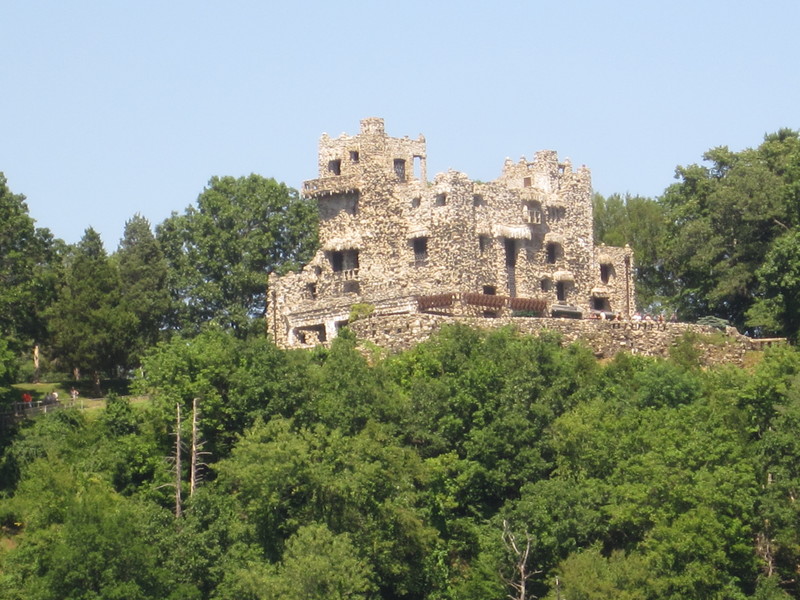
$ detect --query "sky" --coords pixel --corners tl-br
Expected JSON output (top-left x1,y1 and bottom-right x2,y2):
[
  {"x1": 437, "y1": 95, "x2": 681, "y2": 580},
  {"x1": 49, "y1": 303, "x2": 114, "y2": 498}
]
[{"x1": 2, "y1": 1, "x2": 798, "y2": 247}]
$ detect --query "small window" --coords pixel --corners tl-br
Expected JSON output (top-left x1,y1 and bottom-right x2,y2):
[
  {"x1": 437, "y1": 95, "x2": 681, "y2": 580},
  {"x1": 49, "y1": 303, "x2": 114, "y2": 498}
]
[
  {"x1": 328, "y1": 159, "x2": 342, "y2": 175},
  {"x1": 483, "y1": 285, "x2": 496, "y2": 295},
  {"x1": 505, "y1": 238, "x2": 517, "y2": 268},
  {"x1": 394, "y1": 159, "x2": 407, "y2": 182},
  {"x1": 306, "y1": 283, "x2": 317, "y2": 300},
  {"x1": 600, "y1": 264, "x2": 611, "y2": 284},
  {"x1": 479, "y1": 235, "x2": 490, "y2": 254},
  {"x1": 350, "y1": 150, "x2": 360, "y2": 163},
  {"x1": 330, "y1": 249, "x2": 359, "y2": 272},
  {"x1": 524, "y1": 202, "x2": 542, "y2": 224},
  {"x1": 331, "y1": 251, "x2": 344, "y2": 272},
  {"x1": 435, "y1": 193, "x2": 447, "y2": 206},
  {"x1": 547, "y1": 206, "x2": 565, "y2": 222},
  {"x1": 546, "y1": 242, "x2": 561, "y2": 264},
  {"x1": 523, "y1": 177, "x2": 532, "y2": 188},
  {"x1": 473, "y1": 194, "x2": 485, "y2": 207},
  {"x1": 556, "y1": 281, "x2": 566, "y2": 302},
  {"x1": 411, "y1": 197, "x2": 421, "y2": 208},
  {"x1": 540, "y1": 278, "x2": 551, "y2": 292},
  {"x1": 412, "y1": 237, "x2": 428, "y2": 266}
]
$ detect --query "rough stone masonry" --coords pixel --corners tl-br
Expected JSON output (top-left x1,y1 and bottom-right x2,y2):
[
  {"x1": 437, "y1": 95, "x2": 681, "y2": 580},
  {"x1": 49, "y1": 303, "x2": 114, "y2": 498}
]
[{"x1": 267, "y1": 118, "x2": 777, "y2": 363}]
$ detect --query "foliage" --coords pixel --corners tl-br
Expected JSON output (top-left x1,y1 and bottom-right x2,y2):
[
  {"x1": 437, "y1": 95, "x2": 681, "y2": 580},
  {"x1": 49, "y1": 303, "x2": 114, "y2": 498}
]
[
  {"x1": 748, "y1": 230, "x2": 800, "y2": 341},
  {"x1": 593, "y1": 192, "x2": 669, "y2": 309},
  {"x1": 115, "y1": 214, "x2": 171, "y2": 368},
  {"x1": 157, "y1": 174, "x2": 318, "y2": 335},
  {"x1": 4, "y1": 328, "x2": 800, "y2": 598},
  {"x1": 349, "y1": 302, "x2": 375, "y2": 322},
  {"x1": 46, "y1": 228, "x2": 131, "y2": 386},
  {"x1": 0, "y1": 174, "x2": 60, "y2": 354},
  {"x1": 659, "y1": 129, "x2": 800, "y2": 333}
]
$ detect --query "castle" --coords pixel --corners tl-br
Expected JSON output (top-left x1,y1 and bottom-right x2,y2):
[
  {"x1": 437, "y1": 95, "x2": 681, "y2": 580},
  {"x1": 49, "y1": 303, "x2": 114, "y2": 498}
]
[{"x1": 267, "y1": 118, "x2": 636, "y2": 349}]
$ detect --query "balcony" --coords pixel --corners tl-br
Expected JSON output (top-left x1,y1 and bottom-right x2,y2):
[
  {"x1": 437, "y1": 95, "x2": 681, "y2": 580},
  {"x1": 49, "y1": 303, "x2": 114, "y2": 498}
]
[
  {"x1": 303, "y1": 175, "x2": 359, "y2": 197},
  {"x1": 331, "y1": 268, "x2": 359, "y2": 281}
]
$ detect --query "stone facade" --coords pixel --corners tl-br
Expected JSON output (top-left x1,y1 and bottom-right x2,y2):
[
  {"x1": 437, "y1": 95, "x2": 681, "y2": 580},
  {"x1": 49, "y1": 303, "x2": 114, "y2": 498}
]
[{"x1": 268, "y1": 118, "x2": 635, "y2": 349}]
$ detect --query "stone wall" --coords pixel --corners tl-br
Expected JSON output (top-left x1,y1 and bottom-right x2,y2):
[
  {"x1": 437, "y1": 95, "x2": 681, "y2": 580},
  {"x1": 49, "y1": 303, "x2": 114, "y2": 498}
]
[{"x1": 348, "y1": 313, "x2": 780, "y2": 367}]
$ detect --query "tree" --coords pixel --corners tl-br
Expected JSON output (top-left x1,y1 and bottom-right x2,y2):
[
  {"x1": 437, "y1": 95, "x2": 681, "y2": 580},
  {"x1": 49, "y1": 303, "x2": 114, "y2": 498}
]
[
  {"x1": 593, "y1": 192, "x2": 670, "y2": 310},
  {"x1": 115, "y1": 214, "x2": 171, "y2": 368},
  {"x1": 47, "y1": 228, "x2": 131, "y2": 387},
  {"x1": 157, "y1": 174, "x2": 318, "y2": 335},
  {"x1": 747, "y1": 230, "x2": 800, "y2": 340},
  {"x1": 0, "y1": 173, "x2": 60, "y2": 354},
  {"x1": 659, "y1": 130, "x2": 800, "y2": 330}
]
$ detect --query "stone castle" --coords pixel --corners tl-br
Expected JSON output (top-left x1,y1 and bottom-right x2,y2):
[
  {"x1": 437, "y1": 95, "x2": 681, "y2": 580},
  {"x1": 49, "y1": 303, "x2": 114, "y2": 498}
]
[{"x1": 267, "y1": 118, "x2": 636, "y2": 349}]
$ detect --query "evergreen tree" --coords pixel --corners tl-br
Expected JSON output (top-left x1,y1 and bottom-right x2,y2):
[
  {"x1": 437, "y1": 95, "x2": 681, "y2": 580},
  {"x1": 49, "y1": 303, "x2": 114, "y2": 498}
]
[
  {"x1": 47, "y1": 228, "x2": 131, "y2": 387},
  {"x1": 116, "y1": 214, "x2": 170, "y2": 367}
]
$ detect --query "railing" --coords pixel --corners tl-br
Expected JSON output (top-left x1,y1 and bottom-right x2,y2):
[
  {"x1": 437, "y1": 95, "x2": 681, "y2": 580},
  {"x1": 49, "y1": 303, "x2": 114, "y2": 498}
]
[
  {"x1": 331, "y1": 268, "x2": 359, "y2": 281},
  {"x1": 416, "y1": 292, "x2": 548, "y2": 314},
  {"x1": 417, "y1": 293, "x2": 456, "y2": 311}
]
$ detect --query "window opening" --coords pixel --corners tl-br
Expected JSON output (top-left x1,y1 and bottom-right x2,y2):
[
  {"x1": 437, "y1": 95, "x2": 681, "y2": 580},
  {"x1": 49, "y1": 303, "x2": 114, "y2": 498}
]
[
  {"x1": 413, "y1": 155, "x2": 422, "y2": 180},
  {"x1": 331, "y1": 251, "x2": 344, "y2": 272},
  {"x1": 473, "y1": 194, "x2": 485, "y2": 207},
  {"x1": 483, "y1": 285, "x2": 496, "y2": 295},
  {"x1": 556, "y1": 281, "x2": 566, "y2": 302},
  {"x1": 524, "y1": 202, "x2": 542, "y2": 224},
  {"x1": 394, "y1": 158, "x2": 407, "y2": 182},
  {"x1": 505, "y1": 238, "x2": 517, "y2": 268},
  {"x1": 435, "y1": 193, "x2": 447, "y2": 206},
  {"x1": 330, "y1": 249, "x2": 359, "y2": 272},
  {"x1": 306, "y1": 283, "x2": 317, "y2": 299},
  {"x1": 411, "y1": 197, "x2": 421, "y2": 208},
  {"x1": 295, "y1": 324, "x2": 326, "y2": 344},
  {"x1": 523, "y1": 176, "x2": 532, "y2": 188},
  {"x1": 546, "y1": 242, "x2": 559, "y2": 264},
  {"x1": 349, "y1": 150, "x2": 359, "y2": 163},
  {"x1": 479, "y1": 235, "x2": 490, "y2": 254},
  {"x1": 412, "y1": 237, "x2": 428, "y2": 266},
  {"x1": 600, "y1": 264, "x2": 611, "y2": 284},
  {"x1": 540, "y1": 278, "x2": 551, "y2": 292},
  {"x1": 328, "y1": 159, "x2": 342, "y2": 175},
  {"x1": 547, "y1": 206, "x2": 565, "y2": 222}
]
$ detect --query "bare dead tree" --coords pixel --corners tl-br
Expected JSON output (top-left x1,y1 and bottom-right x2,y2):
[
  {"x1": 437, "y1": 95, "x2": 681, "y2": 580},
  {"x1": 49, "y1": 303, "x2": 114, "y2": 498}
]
[
  {"x1": 175, "y1": 402, "x2": 182, "y2": 518},
  {"x1": 502, "y1": 519, "x2": 541, "y2": 600},
  {"x1": 189, "y1": 398, "x2": 210, "y2": 497}
]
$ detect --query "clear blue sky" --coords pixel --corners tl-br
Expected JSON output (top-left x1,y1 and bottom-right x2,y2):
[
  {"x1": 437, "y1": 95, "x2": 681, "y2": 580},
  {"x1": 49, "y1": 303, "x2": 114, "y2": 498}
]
[{"x1": 3, "y1": 1, "x2": 798, "y2": 247}]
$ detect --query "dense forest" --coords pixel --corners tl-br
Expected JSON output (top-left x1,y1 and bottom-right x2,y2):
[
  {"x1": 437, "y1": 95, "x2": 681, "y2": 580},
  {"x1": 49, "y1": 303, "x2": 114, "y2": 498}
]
[{"x1": 0, "y1": 130, "x2": 799, "y2": 599}]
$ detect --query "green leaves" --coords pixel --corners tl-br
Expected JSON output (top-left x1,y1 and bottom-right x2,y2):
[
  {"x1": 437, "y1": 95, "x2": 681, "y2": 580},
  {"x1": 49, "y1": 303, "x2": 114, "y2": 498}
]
[{"x1": 157, "y1": 175, "x2": 317, "y2": 335}]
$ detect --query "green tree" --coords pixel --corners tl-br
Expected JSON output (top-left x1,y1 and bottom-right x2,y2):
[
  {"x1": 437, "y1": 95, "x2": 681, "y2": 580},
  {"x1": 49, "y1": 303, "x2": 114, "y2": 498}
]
[
  {"x1": 747, "y1": 231, "x2": 800, "y2": 340},
  {"x1": 660, "y1": 130, "x2": 800, "y2": 330},
  {"x1": 0, "y1": 173, "x2": 60, "y2": 354},
  {"x1": 115, "y1": 214, "x2": 171, "y2": 368},
  {"x1": 47, "y1": 228, "x2": 131, "y2": 388},
  {"x1": 157, "y1": 174, "x2": 318, "y2": 335},
  {"x1": 593, "y1": 192, "x2": 670, "y2": 310}
]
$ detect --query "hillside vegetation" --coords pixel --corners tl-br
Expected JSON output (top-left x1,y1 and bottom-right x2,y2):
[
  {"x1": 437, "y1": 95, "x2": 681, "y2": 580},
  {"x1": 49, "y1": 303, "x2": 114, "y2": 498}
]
[
  {"x1": 1, "y1": 326, "x2": 799, "y2": 599},
  {"x1": 1, "y1": 130, "x2": 800, "y2": 599}
]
